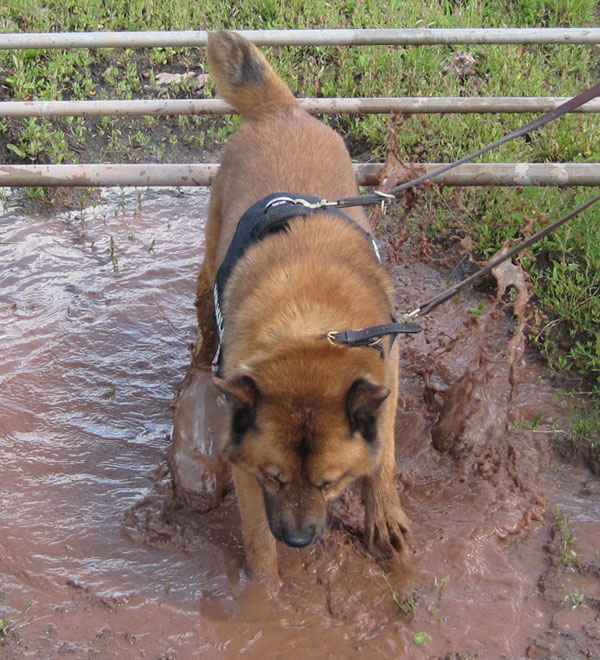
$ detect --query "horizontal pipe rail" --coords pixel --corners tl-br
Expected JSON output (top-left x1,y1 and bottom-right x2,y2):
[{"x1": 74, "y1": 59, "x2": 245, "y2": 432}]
[
  {"x1": 1, "y1": 163, "x2": 598, "y2": 188},
  {"x1": 2, "y1": 96, "x2": 600, "y2": 118},
  {"x1": 1, "y1": 28, "x2": 600, "y2": 50}
]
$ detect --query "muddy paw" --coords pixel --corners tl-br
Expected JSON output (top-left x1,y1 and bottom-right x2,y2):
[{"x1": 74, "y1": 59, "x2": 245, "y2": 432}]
[{"x1": 364, "y1": 489, "x2": 412, "y2": 558}]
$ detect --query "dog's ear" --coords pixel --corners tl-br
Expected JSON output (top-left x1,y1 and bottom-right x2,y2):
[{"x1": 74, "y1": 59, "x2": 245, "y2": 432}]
[
  {"x1": 214, "y1": 375, "x2": 258, "y2": 442},
  {"x1": 214, "y1": 375, "x2": 257, "y2": 409},
  {"x1": 346, "y1": 378, "x2": 389, "y2": 443}
]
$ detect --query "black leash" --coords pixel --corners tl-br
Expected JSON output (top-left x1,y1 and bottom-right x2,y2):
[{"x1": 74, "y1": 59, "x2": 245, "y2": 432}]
[
  {"x1": 328, "y1": 193, "x2": 600, "y2": 350},
  {"x1": 404, "y1": 193, "x2": 600, "y2": 321},
  {"x1": 325, "y1": 81, "x2": 600, "y2": 351}
]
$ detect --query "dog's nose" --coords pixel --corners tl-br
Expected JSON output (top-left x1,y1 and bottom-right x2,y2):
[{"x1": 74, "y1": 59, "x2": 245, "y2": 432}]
[{"x1": 282, "y1": 527, "x2": 316, "y2": 548}]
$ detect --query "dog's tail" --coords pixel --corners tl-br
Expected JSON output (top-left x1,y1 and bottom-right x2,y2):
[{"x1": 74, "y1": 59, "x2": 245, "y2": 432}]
[{"x1": 207, "y1": 31, "x2": 296, "y2": 117}]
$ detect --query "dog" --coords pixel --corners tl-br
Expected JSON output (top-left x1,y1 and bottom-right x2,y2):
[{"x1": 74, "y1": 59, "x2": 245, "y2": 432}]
[{"x1": 195, "y1": 31, "x2": 411, "y2": 588}]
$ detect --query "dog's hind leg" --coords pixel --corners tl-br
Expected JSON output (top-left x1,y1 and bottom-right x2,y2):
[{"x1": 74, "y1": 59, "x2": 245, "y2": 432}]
[
  {"x1": 232, "y1": 465, "x2": 281, "y2": 593},
  {"x1": 193, "y1": 176, "x2": 226, "y2": 367},
  {"x1": 362, "y1": 344, "x2": 412, "y2": 558},
  {"x1": 192, "y1": 267, "x2": 217, "y2": 368}
]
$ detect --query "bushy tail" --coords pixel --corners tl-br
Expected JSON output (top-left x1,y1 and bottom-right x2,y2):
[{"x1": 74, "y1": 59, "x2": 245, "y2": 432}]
[{"x1": 206, "y1": 31, "x2": 296, "y2": 117}]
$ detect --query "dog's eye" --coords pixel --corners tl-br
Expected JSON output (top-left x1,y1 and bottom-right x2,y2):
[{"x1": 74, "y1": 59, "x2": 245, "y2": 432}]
[
  {"x1": 318, "y1": 480, "x2": 334, "y2": 491},
  {"x1": 263, "y1": 472, "x2": 286, "y2": 490}
]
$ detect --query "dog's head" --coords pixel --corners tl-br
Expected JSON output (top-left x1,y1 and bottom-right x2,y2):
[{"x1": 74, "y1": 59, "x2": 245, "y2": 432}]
[{"x1": 215, "y1": 342, "x2": 389, "y2": 547}]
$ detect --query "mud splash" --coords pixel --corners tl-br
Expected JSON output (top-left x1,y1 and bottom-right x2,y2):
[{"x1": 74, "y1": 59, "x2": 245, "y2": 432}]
[{"x1": 1, "y1": 188, "x2": 598, "y2": 659}]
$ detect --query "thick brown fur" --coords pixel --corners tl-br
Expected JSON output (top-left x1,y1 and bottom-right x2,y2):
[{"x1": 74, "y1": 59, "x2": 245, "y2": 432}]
[{"x1": 197, "y1": 31, "x2": 411, "y2": 590}]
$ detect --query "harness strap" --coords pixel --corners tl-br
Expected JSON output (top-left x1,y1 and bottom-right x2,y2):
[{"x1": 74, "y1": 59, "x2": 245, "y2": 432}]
[
  {"x1": 212, "y1": 193, "x2": 383, "y2": 375},
  {"x1": 327, "y1": 322, "x2": 422, "y2": 348}
]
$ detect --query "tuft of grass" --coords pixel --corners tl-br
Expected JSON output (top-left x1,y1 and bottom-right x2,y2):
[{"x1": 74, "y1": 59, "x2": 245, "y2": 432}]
[
  {"x1": 570, "y1": 406, "x2": 600, "y2": 447},
  {"x1": 413, "y1": 631, "x2": 431, "y2": 646},
  {"x1": 552, "y1": 504, "x2": 578, "y2": 566},
  {"x1": 380, "y1": 571, "x2": 418, "y2": 616},
  {"x1": 563, "y1": 590, "x2": 588, "y2": 610},
  {"x1": 514, "y1": 412, "x2": 544, "y2": 431},
  {"x1": 434, "y1": 575, "x2": 449, "y2": 593},
  {"x1": 0, "y1": 616, "x2": 12, "y2": 638}
]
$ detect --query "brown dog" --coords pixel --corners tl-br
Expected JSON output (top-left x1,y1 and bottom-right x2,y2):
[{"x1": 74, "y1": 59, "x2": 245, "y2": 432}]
[{"x1": 195, "y1": 31, "x2": 410, "y2": 588}]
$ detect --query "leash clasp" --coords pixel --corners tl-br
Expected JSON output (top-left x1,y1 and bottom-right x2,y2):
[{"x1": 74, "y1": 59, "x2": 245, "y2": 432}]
[
  {"x1": 373, "y1": 190, "x2": 396, "y2": 214},
  {"x1": 400, "y1": 307, "x2": 422, "y2": 323},
  {"x1": 291, "y1": 197, "x2": 338, "y2": 210}
]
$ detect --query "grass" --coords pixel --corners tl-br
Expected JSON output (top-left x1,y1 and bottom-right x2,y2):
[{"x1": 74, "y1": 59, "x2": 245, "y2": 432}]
[
  {"x1": 563, "y1": 590, "x2": 588, "y2": 610},
  {"x1": 552, "y1": 504, "x2": 578, "y2": 566},
  {"x1": 0, "y1": 0, "x2": 599, "y2": 432},
  {"x1": 380, "y1": 571, "x2": 417, "y2": 615},
  {"x1": 0, "y1": 616, "x2": 12, "y2": 637}
]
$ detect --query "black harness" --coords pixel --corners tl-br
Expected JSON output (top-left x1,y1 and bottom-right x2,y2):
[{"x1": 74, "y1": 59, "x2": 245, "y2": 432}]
[{"x1": 212, "y1": 193, "x2": 421, "y2": 375}]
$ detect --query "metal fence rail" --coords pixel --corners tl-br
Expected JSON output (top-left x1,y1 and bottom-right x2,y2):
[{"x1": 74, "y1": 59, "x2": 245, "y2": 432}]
[
  {"x1": 1, "y1": 28, "x2": 600, "y2": 49},
  {"x1": 2, "y1": 163, "x2": 598, "y2": 188},
  {"x1": 2, "y1": 97, "x2": 600, "y2": 118},
  {"x1": 0, "y1": 28, "x2": 598, "y2": 188}
]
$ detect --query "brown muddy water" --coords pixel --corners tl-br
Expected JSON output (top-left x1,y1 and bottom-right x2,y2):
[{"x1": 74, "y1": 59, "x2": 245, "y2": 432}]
[{"x1": 0, "y1": 187, "x2": 599, "y2": 659}]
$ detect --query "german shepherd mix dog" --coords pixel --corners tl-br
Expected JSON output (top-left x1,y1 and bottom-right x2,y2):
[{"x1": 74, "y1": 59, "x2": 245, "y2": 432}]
[{"x1": 197, "y1": 31, "x2": 410, "y2": 588}]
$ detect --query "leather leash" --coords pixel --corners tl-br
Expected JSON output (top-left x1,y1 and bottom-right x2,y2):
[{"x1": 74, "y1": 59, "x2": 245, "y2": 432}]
[
  {"x1": 403, "y1": 192, "x2": 600, "y2": 322},
  {"x1": 335, "y1": 81, "x2": 600, "y2": 209}
]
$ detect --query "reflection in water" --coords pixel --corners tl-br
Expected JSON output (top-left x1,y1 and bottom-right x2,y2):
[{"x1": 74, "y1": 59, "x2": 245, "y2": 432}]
[{"x1": 0, "y1": 188, "x2": 598, "y2": 658}]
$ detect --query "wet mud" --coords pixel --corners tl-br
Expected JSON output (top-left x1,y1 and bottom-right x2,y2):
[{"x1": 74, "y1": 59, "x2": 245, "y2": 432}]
[{"x1": 1, "y1": 187, "x2": 599, "y2": 659}]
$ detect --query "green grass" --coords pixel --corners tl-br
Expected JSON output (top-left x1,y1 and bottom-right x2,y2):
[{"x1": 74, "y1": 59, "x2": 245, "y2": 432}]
[
  {"x1": 0, "y1": 0, "x2": 599, "y2": 430},
  {"x1": 552, "y1": 504, "x2": 578, "y2": 565},
  {"x1": 380, "y1": 571, "x2": 418, "y2": 615}
]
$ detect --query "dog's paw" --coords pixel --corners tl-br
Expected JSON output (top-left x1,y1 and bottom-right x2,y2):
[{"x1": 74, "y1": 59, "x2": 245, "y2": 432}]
[
  {"x1": 244, "y1": 562, "x2": 282, "y2": 596},
  {"x1": 364, "y1": 487, "x2": 412, "y2": 558}
]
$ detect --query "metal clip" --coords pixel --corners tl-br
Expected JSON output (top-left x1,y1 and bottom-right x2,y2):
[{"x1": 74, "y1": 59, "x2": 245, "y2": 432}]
[
  {"x1": 400, "y1": 307, "x2": 422, "y2": 323},
  {"x1": 326, "y1": 331, "x2": 339, "y2": 345},
  {"x1": 373, "y1": 190, "x2": 396, "y2": 214},
  {"x1": 292, "y1": 197, "x2": 336, "y2": 210}
]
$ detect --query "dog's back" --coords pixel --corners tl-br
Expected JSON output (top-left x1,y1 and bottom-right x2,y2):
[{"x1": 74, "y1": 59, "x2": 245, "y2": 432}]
[{"x1": 204, "y1": 32, "x2": 367, "y2": 273}]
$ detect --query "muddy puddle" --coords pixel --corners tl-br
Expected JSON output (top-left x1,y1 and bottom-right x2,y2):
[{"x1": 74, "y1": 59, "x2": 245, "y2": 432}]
[{"x1": 1, "y1": 187, "x2": 598, "y2": 659}]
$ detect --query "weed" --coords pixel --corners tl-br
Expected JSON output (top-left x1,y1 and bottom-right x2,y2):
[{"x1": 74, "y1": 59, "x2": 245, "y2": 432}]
[
  {"x1": 552, "y1": 505, "x2": 578, "y2": 565},
  {"x1": 563, "y1": 590, "x2": 588, "y2": 610},
  {"x1": 22, "y1": 600, "x2": 35, "y2": 615},
  {"x1": 109, "y1": 235, "x2": 119, "y2": 271},
  {"x1": 398, "y1": 589, "x2": 418, "y2": 616},
  {"x1": 413, "y1": 632, "x2": 431, "y2": 646},
  {"x1": 514, "y1": 412, "x2": 545, "y2": 431},
  {"x1": 467, "y1": 300, "x2": 485, "y2": 316},
  {"x1": 380, "y1": 571, "x2": 417, "y2": 616},
  {"x1": 434, "y1": 575, "x2": 449, "y2": 593},
  {"x1": 0, "y1": 616, "x2": 12, "y2": 637}
]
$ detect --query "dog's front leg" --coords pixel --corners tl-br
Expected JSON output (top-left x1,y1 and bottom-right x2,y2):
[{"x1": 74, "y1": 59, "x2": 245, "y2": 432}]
[
  {"x1": 363, "y1": 347, "x2": 412, "y2": 558},
  {"x1": 232, "y1": 465, "x2": 281, "y2": 592},
  {"x1": 362, "y1": 440, "x2": 412, "y2": 558}
]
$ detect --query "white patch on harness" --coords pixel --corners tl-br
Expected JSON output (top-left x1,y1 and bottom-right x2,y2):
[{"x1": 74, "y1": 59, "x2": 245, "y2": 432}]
[
  {"x1": 212, "y1": 283, "x2": 224, "y2": 373},
  {"x1": 371, "y1": 238, "x2": 382, "y2": 263}
]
